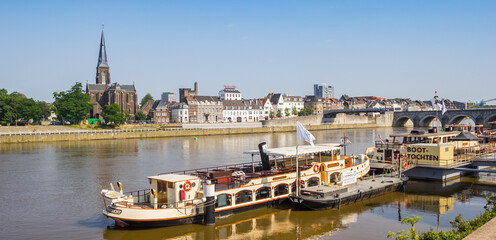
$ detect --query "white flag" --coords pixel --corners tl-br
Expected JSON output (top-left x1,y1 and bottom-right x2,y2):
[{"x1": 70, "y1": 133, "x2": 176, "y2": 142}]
[
  {"x1": 442, "y1": 101, "x2": 447, "y2": 115},
  {"x1": 297, "y1": 122, "x2": 315, "y2": 147}
]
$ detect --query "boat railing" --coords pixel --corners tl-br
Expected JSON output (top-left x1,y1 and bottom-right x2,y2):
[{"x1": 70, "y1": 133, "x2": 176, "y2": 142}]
[
  {"x1": 374, "y1": 141, "x2": 402, "y2": 149},
  {"x1": 159, "y1": 161, "x2": 265, "y2": 177},
  {"x1": 124, "y1": 189, "x2": 151, "y2": 203}
]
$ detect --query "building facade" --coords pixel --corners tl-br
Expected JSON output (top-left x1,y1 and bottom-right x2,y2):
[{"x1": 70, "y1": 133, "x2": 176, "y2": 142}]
[{"x1": 314, "y1": 83, "x2": 334, "y2": 99}]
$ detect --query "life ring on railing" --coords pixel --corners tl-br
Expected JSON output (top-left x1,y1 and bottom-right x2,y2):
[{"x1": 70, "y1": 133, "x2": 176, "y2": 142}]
[
  {"x1": 402, "y1": 162, "x2": 408, "y2": 170},
  {"x1": 313, "y1": 164, "x2": 320, "y2": 173},
  {"x1": 184, "y1": 180, "x2": 192, "y2": 191}
]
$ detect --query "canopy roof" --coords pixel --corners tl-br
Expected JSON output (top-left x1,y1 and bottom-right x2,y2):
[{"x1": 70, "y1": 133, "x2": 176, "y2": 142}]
[
  {"x1": 448, "y1": 132, "x2": 480, "y2": 141},
  {"x1": 148, "y1": 174, "x2": 199, "y2": 182},
  {"x1": 244, "y1": 143, "x2": 341, "y2": 158}
]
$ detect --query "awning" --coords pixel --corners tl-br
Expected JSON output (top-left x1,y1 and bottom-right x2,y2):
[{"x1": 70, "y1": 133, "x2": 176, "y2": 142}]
[
  {"x1": 244, "y1": 143, "x2": 341, "y2": 158},
  {"x1": 448, "y1": 132, "x2": 480, "y2": 141}
]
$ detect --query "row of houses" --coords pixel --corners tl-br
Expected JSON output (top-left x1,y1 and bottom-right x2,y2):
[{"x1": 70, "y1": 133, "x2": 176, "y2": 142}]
[{"x1": 141, "y1": 85, "x2": 464, "y2": 124}]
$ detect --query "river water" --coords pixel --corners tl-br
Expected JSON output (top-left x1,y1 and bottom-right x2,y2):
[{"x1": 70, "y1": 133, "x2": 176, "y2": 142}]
[{"x1": 1, "y1": 127, "x2": 495, "y2": 239}]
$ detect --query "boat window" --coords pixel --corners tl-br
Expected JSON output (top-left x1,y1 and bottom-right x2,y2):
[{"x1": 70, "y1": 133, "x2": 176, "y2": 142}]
[
  {"x1": 235, "y1": 190, "x2": 252, "y2": 204},
  {"x1": 215, "y1": 194, "x2": 232, "y2": 208},
  {"x1": 330, "y1": 172, "x2": 341, "y2": 184},
  {"x1": 255, "y1": 187, "x2": 271, "y2": 200},
  {"x1": 274, "y1": 184, "x2": 289, "y2": 196},
  {"x1": 307, "y1": 177, "x2": 320, "y2": 187}
]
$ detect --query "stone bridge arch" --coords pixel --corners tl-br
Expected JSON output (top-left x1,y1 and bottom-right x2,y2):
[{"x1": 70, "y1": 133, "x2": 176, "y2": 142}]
[
  {"x1": 418, "y1": 115, "x2": 440, "y2": 127},
  {"x1": 447, "y1": 114, "x2": 476, "y2": 125},
  {"x1": 392, "y1": 116, "x2": 414, "y2": 127},
  {"x1": 486, "y1": 113, "x2": 496, "y2": 126}
]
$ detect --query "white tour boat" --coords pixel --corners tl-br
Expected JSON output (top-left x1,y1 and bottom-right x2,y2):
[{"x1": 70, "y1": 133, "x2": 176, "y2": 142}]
[{"x1": 101, "y1": 142, "x2": 370, "y2": 228}]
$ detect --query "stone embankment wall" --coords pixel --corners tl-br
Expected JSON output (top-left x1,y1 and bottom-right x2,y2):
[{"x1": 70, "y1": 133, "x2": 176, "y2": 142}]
[
  {"x1": 0, "y1": 112, "x2": 394, "y2": 144},
  {"x1": 0, "y1": 123, "x2": 375, "y2": 144},
  {"x1": 262, "y1": 112, "x2": 394, "y2": 127}
]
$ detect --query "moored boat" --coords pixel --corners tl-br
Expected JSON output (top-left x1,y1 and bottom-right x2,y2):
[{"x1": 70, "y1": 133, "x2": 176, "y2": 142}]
[
  {"x1": 289, "y1": 175, "x2": 408, "y2": 210},
  {"x1": 100, "y1": 142, "x2": 370, "y2": 228}
]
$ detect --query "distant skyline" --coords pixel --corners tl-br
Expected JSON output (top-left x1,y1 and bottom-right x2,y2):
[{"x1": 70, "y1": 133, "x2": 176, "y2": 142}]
[{"x1": 1, "y1": 1, "x2": 495, "y2": 103}]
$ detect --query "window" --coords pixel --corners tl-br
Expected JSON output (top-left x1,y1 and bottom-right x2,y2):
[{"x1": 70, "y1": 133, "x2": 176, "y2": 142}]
[
  {"x1": 235, "y1": 190, "x2": 252, "y2": 204},
  {"x1": 307, "y1": 177, "x2": 320, "y2": 187},
  {"x1": 274, "y1": 184, "x2": 289, "y2": 196},
  {"x1": 255, "y1": 187, "x2": 271, "y2": 200},
  {"x1": 215, "y1": 194, "x2": 232, "y2": 208}
]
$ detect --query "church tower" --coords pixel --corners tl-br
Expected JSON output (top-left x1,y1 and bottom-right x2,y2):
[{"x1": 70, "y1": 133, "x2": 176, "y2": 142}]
[{"x1": 96, "y1": 30, "x2": 110, "y2": 85}]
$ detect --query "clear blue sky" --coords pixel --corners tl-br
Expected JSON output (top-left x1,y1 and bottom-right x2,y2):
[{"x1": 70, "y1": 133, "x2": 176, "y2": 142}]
[{"x1": 1, "y1": 1, "x2": 495, "y2": 103}]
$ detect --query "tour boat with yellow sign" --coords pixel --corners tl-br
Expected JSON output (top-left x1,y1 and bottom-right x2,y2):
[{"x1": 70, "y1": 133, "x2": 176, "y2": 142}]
[{"x1": 100, "y1": 142, "x2": 370, "y2": 228}]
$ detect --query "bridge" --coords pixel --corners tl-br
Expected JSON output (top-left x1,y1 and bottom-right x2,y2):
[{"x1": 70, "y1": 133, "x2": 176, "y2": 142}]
[{"x1": 393, "y1": 109, "x2": 496, "y2": 127}]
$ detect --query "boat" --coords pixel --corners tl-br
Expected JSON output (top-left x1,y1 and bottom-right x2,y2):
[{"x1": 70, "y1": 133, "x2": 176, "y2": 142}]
[
  {"x1": 100, "y1": 142, "x2": 370, "y2": 228},
  {"x1": 289, "y1": 175, "x2": 408, "y2": 210}
]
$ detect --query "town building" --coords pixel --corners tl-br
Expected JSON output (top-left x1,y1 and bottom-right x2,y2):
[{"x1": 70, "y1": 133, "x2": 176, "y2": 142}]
[
  {"x1": 170, "y1": 102, "x2": 189, "y2": 123},
  {"x1": 314, "y1": 83, "x2": 334, "y2": 99},
  {"x1": 153, "y1": 101, "x2": 171, "y2": 124},
  {"x1": 161, "y1": 92, "x2": 177, "y2": 102},
  {"x1": 86, "y1": 30, "x2": 138, "y2": 119},
  {"x1": 219, "y1": 86, "x2": 242, "y2": 100},
  {"x1": 195, "y1": 96, "x2": 223, "y2": 123},
  {"x1": 179, "y1": 82, "x2": 198, "y2": 103}
]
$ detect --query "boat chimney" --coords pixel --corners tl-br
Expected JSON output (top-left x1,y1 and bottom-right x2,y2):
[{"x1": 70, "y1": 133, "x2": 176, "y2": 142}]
[
  {"x1": 203, "y1": 180, "x2": 215, "y2": 225},
  {"x1": 258, "y1": 142, "x2": 271, "y2": 171}
]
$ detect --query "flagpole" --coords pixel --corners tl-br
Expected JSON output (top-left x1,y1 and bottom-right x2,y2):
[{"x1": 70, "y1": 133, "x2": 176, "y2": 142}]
[{"x1": 296, "y1": 132, "x2": 299, "y2": 197}]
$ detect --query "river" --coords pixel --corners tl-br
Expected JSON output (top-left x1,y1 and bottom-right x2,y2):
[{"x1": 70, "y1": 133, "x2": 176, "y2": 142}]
[{"x1": 1, "y1": 127, "x2": 495, "y2": 239}]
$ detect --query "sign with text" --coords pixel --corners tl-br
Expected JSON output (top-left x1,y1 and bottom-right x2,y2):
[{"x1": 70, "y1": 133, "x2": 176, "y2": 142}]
[{"x1": 342, "y1": 170, "x2": 357, "y2": 186}]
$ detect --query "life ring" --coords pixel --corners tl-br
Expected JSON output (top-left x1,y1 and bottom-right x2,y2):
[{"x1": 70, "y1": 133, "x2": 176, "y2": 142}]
[
  {"x1": 184, "y1": 180, "x2": 192, "y2": 191},
  {"x1": 313, "y1": 164, "x2": 319, "y2": 173},
  {"x1": 402, "y1": 162, "x2": 408, "y2": 170}
]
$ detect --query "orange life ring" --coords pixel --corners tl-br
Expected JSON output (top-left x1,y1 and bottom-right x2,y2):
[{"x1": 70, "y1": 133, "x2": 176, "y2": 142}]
[
  {"x1": 184, "y1": 180, "x2": 192, "y2": 191},
  {"x1": 402, "y1": 162, "x2": 408, "y2": 170},
  {"x1": 313, "y1": 164, "x2": 319, "y2": 172}
]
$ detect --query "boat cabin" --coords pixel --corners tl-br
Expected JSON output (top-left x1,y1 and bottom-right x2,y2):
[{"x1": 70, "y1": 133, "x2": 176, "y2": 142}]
[{"x1": 147, "y1": 174, "x2": 201, "y2": 208}]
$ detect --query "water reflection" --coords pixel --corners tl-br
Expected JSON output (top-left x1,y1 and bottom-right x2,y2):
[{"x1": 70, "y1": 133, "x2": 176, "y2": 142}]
[{"x1": 3, "y1": 127, "x2": 496, "y2": 240}]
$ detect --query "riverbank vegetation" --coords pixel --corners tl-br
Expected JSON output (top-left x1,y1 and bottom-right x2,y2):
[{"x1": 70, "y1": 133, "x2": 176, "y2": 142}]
[
  {"x1": 388, "y1": 193, "x2": 496, "y2": 240},
  {"x1": 0, "y1": 89, "x2": 51, "y2": 126}
]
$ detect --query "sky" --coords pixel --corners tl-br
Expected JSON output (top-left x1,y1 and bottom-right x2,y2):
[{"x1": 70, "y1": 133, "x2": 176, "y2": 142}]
[{"x1": 0, "y1": 0, "x2": 495, "y2": 103}]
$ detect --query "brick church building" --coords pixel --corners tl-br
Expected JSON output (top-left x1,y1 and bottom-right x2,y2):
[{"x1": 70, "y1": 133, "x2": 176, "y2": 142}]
[{"x1": 86, "y1": 30, "x2": 138, "y2": 119}]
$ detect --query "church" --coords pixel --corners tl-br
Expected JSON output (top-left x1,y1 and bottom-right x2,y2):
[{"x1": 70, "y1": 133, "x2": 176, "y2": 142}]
[{"x1": 86, "y1": 30, "x2": 138, "y2": 119}]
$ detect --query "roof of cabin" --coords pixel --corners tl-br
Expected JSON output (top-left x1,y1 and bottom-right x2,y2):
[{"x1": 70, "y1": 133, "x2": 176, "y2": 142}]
[
  {"x1": 148, "y1": 174, "x2": 200, "y2": 182},
  {"x1": 244, "y1": 143, "x2": 341, "y2": 157},
  {"x1": 390, "y1": 131, "x2": 461, "y2": 138}
]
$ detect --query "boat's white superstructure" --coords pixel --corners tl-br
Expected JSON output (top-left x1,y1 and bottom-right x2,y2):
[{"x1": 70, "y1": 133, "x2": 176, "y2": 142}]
[{"x1": 101, "y1": 143, "x2": 370, "y2": 227}]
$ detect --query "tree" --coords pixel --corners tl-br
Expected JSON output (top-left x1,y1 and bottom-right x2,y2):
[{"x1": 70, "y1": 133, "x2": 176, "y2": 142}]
[
  {"x1": 53, "y1": 82, "x2": 92, "y2": 124},
  {"x1": 0, "y1": 89, "x2": 45, "y2": 125},
  {"x1": 292, "y1": 107, "x2": 298, "y2": 116},
  {"x1": 269, "y1": 110, "x2": 275, "y2": 119},
  {"x1": 305, "y1": 106, "x2": 314, "y2": 115},
  {"x1": 101, "y1": 104, "x2": 125, "y2": 127},
  {"x1": 276, "y1": 109, "x2": 282, "y2": 118},
  {"x1": 135, "y1": 110, "x2": 146, "y2": 121},
  {"x1": 141, "y1": 93, "x2": 154, "y2": 108},
  {"x1": 285, "y1": 108, "x2": 291, "y2": 117}
]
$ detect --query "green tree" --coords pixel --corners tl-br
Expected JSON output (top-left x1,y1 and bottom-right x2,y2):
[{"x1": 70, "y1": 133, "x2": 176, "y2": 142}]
[
  {"x1": 140, "y1": 93, "x2": 154, "y2": 108},
  {"x1": 53, "y1": 82, "x2": 92, "y2": 124},
  {"x1": 305, "y1": 106, "x2": 314, "y2": 115},
  {"x1": 36, "y1": 101, "x2": 51, "y2": 121},
  {"x1": 101, "y1": 104, "x2": 125, "y2": 127},
  {"x1": 292, "y1": 107, "x2": 298, "y2": 116},
  {"x1": 135, "y1": 110, "x2": 146, "y2": 121},
  {"x1": 285, "y1": 108, "x2": 291, "y2": 117},
  {"x1": 0, "y1": 89, "x2": 44, "y2": 125},
  {"x1": 269, "y1": 110, "x2": 275, "y2": 119},
  {"x1": 276, "y1": 109, "x2": 282, "y2": 118}
]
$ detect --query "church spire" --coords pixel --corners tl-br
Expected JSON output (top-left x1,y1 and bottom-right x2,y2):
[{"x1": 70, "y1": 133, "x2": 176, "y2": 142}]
[
  {"x1": 97, "y1": 28, "x2": 109, "y2": 68},
  {"x1": 96, "y1": 27, "x2": 110, "y2": 85}
]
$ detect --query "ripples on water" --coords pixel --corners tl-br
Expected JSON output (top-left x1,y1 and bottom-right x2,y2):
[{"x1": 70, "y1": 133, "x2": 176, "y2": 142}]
[{"x1": 1, "y1": 127, "x2": 495, "y2": 239}]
